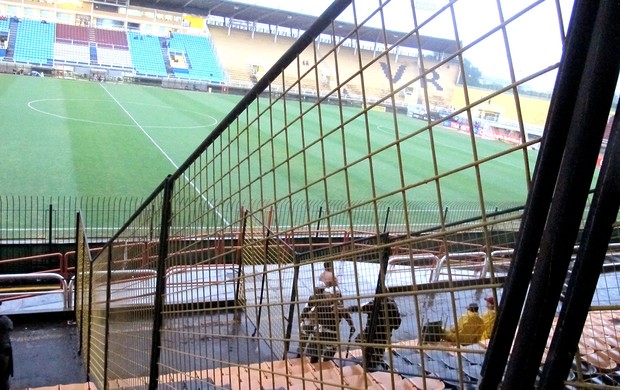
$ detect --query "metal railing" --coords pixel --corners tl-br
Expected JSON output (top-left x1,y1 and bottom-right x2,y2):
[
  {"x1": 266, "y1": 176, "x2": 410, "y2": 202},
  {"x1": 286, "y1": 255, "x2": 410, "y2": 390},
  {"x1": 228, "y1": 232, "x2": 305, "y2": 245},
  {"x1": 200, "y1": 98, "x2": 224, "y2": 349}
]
[{"x1": 0, "y1": 272, "x2": 69, "y2": 311}]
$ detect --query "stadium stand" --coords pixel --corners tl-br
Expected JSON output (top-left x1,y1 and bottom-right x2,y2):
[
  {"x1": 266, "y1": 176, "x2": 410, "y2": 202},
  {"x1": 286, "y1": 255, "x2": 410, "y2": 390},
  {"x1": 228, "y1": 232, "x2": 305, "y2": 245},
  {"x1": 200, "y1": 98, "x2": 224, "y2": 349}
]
[
  {"x1": 210, "y1": 23, "x2": 455, "y2": 104},
  {"x1": 127, "y1": 31, "x2": 168, "y2": 77},
  {"x1": 3, "y1": 18, "x2": 226, "y2": 81},
  {"x1": 208, "y1": 26, "x2": 259, "y2": 87},
  {"x1": 168, "y1": 32, "x2": 226, "y2": 83},
  {"x1": 0, "y1": 17, "x2": 8, "y2": 32},
  {"x1": 209, "y1": 25, "x2": 314, "y2": 90},
  {"x1": 53, "y1": 42, "x2": 90, "y2": 65},
  {"x1": 94, "y1": 28, "x2": 127, "y2": 47},
  {"x1": 91, "y1": 27, "x2": 132, "y2": 69},
  {"x1": 0, "y1": 18, "x2": 7, "y2": 61},
  {"x1": 55, "y1": 23, "x2": 89, "y2": 44},
  {"x1": 13, "y1": 19, "x2": 55, "y2": 65},
  {"x1": 96, "y1": 46, "x2": 132, "y2": 69}
]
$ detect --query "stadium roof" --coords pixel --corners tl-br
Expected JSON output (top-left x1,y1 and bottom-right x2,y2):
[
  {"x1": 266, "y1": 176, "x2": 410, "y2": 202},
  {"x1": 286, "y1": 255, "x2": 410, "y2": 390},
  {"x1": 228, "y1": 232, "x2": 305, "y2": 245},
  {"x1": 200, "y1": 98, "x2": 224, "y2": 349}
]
[{"x1": 128, "y1": 0, "x2": 459, "y2": 54}]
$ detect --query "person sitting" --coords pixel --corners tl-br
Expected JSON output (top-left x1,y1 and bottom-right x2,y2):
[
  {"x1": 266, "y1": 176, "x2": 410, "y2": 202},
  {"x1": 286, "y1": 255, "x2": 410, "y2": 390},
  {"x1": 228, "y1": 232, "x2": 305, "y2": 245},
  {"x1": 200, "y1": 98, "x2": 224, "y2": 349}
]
[
  {"x1": 481, "y1": 296, "x2": 497, "y2": 340},
  {"x1": 444, "y1": 302, "x2": 484, "y2": 344}
]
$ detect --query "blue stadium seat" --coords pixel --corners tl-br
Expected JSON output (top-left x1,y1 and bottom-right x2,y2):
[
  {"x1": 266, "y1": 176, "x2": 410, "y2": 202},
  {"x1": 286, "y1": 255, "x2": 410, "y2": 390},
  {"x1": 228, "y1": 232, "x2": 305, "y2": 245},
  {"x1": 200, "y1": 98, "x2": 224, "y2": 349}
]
[
  {"x1": 127, "y1": 32, "x2": 168, "y2": 77},
  {"x1": 0, "y1": 18, "x2": 9, "y2": 33},
  {"x1": 168, "y1": 33, "x2": 226, "y2": 83},
  {"x1": 13, "y1": 20, "x2": 55, "y2": 65}
]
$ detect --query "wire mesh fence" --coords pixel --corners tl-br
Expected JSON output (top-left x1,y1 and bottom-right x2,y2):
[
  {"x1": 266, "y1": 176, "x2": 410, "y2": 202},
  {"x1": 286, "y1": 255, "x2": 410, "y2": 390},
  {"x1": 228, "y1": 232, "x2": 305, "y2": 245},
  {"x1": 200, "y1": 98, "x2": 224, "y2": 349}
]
[{"x1": 71, "y1": 0, "x2": 620, "y2": 389}]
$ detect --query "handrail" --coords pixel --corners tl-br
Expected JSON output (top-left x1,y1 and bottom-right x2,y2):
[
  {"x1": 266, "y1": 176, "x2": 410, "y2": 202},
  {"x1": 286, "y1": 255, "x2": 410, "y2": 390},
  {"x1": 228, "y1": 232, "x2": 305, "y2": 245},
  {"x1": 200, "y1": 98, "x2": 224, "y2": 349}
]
[
  {"x1": 0, "y1": 273, "x2": 69, "y2": 311},
  {"x1": 432, "y1": 251, "x2": 487, "y2": 283},
  {"x1": 482, "y1": 243, "x2": 620, "y2": 278},
  {"x1": 1, "y1": 242, "x2": 616, "y2": 314},
  {"x1": 387, "y1": 254, "x2": 440, "y2": 284},
  {"x1": 388, "y1": 253, "x2": 439, "y2": 265},
  {"x1": 87, "y1": 270, "x2": 158, "y2": 284},
  {"x1": 0, "y1": 252, "x2": 64, "y2": 267}
]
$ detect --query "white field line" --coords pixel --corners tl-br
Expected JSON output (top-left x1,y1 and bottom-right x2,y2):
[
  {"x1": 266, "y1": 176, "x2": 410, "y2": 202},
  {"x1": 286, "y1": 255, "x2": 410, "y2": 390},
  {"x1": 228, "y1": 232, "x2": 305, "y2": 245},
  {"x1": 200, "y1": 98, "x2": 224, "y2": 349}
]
[{"x1": 100, "y1": 84, "x2": 229, "y2": 226}]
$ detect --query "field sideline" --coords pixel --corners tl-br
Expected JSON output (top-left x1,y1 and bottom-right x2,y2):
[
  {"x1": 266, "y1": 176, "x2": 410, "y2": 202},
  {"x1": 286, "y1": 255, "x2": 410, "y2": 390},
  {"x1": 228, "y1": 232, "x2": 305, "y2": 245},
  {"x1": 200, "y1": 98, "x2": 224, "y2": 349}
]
[{"x1": 0, "y1": 74, "x2": 536, "y2": 204}]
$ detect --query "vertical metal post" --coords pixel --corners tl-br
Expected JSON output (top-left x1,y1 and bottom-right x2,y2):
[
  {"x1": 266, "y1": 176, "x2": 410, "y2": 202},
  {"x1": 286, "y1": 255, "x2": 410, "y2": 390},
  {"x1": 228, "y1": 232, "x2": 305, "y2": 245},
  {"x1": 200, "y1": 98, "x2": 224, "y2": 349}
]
[
  {"x1": 382, "y1": 207, "x2": 390, "y2": 234},
  {"x1": 233, "y1": 209, "x2": 248, "y2": 322},
  {"x1": 103, "y1": 243, "x2": 113, "y2": 390},
  {"x1": 539, "y1": 106, "x2": 620, "y2": 387},
  {"x1": 253, "y1": 208, "x2": 274, "y2": 337},
  {"x1": 149, "y1": 204, "x2": 155, "y2": 242},
  {"x1": 479, "y1": 1, "x2": 600, "y2": 387},
  {"x1": 314, "y1": 206, "x2": 323, "y2": 238},
  {"x1": 363, "y1": 232, "x2": 391, "y2": 369},
  {"x1": 148, "y1": 176, "x2": 174, "y2": 390},
  {"x1": 86, "y1": 256, "x2": 94, "y2": 382},
  {"x1": 283, "y1": 253, "x2": 301, "y2": 359},
  {"x1": 48, "y1": 203, "x2": 53, "y2": 246},
  {"x1": 501, "y1": 1, "x2": 620, "y2": 387},
  {"x1": 75, "y1": 211, "x2": 83, "y2": 356}
]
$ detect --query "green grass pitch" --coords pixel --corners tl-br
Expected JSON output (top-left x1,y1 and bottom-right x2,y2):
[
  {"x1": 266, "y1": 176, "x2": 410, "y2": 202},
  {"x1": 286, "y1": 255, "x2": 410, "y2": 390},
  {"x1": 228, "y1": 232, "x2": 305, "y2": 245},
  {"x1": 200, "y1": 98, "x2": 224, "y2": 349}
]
[{"x1": 0, "y1": 74, "x2": 536, "y2": 204}]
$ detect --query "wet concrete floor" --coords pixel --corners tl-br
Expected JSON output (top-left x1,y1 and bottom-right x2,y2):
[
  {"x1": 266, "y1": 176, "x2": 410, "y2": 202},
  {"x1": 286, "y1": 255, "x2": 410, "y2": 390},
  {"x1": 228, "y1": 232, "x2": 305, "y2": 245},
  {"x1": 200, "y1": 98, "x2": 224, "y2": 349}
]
[{"x1": 9, "y1": 312, "x2": 86, "y2": 389}]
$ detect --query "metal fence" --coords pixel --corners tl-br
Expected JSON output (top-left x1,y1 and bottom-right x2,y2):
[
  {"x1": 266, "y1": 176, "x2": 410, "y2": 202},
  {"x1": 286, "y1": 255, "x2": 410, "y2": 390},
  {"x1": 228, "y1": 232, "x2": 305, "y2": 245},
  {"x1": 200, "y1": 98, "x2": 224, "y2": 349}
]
[
  {"x1": 0, "y1": 195, "x2": 524, "y2": 244},
  {"x1": 73, "y1": 1, "x2": 620, "y2": 389},
  {"x1": 0, "y1": 195, "x2": 144, "y2": 246}
]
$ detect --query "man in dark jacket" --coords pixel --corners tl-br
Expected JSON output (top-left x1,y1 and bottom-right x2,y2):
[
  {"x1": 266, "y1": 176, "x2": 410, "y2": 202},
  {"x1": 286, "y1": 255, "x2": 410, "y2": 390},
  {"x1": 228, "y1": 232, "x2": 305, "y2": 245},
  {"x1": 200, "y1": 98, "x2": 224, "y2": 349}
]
[
  {"x1": 298, "y1": 287, "x2": 355, "y2": 363},
  {"x1": 309, "y1": 291, "x2": 355, "y2": 363},
  {"x1": 348, "y1": 297, "x2": 401, "y2": 370},
  {"x1": 297, "y1": 283, "x2": 327, "y2": 358},
  {"x1": 0, "y1": 313, "x2": 13, "y2": 390}
]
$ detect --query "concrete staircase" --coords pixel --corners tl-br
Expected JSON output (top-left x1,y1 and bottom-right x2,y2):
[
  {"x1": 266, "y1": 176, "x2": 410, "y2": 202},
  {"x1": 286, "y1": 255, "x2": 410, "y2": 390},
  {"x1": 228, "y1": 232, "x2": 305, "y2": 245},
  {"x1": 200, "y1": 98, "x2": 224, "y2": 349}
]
[
  {"x1": 159, "y1": 36, "x2": 173, "y2": 75},
  {"x1": 3, "y1": 18, "x2": 18, "y2": 61}
]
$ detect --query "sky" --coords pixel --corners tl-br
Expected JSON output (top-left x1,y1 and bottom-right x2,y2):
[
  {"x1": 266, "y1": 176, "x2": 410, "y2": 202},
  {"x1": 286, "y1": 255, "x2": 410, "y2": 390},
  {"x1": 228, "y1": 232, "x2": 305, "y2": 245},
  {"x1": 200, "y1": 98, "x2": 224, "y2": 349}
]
[{"x1": 233, "y1": 0, "x2": 576, "y2": 92}]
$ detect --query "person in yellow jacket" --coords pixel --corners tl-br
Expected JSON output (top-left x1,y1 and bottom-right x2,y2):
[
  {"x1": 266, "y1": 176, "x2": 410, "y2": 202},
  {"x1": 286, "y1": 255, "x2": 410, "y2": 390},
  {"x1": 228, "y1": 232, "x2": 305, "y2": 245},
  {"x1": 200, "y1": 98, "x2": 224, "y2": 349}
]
[
  {"x1": 444, "y1": 303, "x2": 483, "y2": 344},
  {"x1": 481, "y1": 296, "x2": 497, "y2": 340}
]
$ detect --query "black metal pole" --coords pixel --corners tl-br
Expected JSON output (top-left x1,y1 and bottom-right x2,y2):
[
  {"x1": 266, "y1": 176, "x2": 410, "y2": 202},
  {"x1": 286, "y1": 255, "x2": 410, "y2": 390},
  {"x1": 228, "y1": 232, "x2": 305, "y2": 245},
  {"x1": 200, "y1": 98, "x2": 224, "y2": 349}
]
[
  {"x1": 48, "y1": 203, "x2": 53, "y2": 246},
  {"x1": 315, "y1": 206, "x2": 323, "y2": 238},
  {"x1": 148, "y1": 176, "x2": 174, "y2": 390},
  {"x1": 501, "y1": 1, "x2": 620, "y2": 387},
  {"x1": 382, "y1": 207, "x2": 390, "y2": 234},
  {"x1": 363, "y1": 233, "x2": 391, "y2": 370},
  {"x1": 86, "y1": 256, "x2": 94, "y2": 383},
  {"x1": 283, "y1": 253, "x2": 301, "y2": 359},
  {"x1": 253, "y1": 227, "x2": 271, "y2": 337},
  {"x1": 75, "y1": 212, "x2": 83, "y2": 356},
  {"x1": 149, "y1": 204, "x2": 155, "y2": 242},
  {"x1": 103, "y1": 243, "x2": 113, "y2": 390},
  {"x1": 539, "y1": 103, "x2": 620, "y2": 388},
  {"x1": 479, "y1": 1, "x2": 600, "y2": 387},
  {"x1": 233, "y1": 209, "x2": 248, "y2": 315}
]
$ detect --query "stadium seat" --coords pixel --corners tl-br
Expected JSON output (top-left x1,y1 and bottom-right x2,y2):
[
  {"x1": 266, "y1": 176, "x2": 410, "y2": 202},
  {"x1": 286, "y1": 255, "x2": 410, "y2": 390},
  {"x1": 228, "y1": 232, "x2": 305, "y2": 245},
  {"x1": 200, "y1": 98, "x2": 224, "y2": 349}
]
[
  {"x1": 127, "y1": 31, "x2": 168, "y2": 77},
  {"x1": 168, "y1": 33, "x2": 226, "y2": 83},
  {"x1": 13, "y1": 20, "x2": 55, "y2": 65}
]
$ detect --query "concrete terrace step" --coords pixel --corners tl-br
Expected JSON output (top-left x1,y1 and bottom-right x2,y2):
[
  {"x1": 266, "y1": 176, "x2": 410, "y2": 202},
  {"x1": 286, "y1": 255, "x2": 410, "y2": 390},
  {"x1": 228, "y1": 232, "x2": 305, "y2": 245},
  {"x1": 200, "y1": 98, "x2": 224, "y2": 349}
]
[
  {"x1": 107, "y1": 358, "x2": 446, "y2": 389},
  {"x1": 24, "y1": 383, "x2": 97, "y2": 390}
]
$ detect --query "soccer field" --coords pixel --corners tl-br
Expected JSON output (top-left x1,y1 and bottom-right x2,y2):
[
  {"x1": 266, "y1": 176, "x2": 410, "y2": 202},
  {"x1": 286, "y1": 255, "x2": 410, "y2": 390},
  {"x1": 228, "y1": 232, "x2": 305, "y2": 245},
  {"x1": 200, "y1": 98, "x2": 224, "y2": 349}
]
[{"x1": 0, "y1": 74, "x2": 536, "y2": 204}]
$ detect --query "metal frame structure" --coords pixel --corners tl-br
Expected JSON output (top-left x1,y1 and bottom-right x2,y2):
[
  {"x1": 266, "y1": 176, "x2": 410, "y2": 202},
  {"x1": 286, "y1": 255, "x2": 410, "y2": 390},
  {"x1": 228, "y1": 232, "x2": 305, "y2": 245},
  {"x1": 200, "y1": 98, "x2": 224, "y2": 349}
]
[{"x1": 62, "y1": 0, "x2": 620, "y2": 389}]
